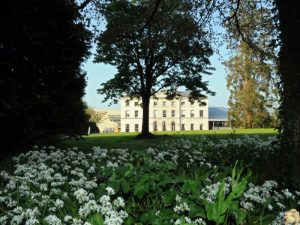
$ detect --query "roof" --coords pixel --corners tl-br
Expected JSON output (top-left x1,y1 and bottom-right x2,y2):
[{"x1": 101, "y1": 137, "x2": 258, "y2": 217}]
[
  {"x1": 176, "y1": 91, "x2": 191, "y2": 97},
  {"x1": 209, "y1": 107, "x2": 228, "y2": 121},
  {"x1": 108, "y1": 114, "x2": 121, "y2": 124},
  {"x1": 121, "y1": 91, "x2": 207, "y2": 99},
  {"x1": 95, "y1": 109, "x2": 120, "y2": 115}
]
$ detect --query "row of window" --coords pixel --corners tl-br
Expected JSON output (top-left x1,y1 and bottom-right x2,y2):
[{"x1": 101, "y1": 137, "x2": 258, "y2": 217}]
[
  {"x1": 125, "y1": 100, "x2": 202, "y2": 107},
  {"x1": 125, "y1": 123, "x2": 204, "y2": 132},
  {"x1": 125, "y1": 110, "x2": 204, "y2": 118}
]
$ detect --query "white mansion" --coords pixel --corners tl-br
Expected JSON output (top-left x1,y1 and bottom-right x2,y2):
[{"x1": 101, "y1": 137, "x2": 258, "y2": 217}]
[{"x1": 120, "y1": 92, "x2": 209, "y2": 132}]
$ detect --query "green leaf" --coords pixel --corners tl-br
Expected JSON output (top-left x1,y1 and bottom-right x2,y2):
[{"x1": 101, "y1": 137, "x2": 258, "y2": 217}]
[
  {"x1": 124, "y1": 215, "x2": 135, "y2": 225},
  {"x1": 236, "y1": 210, "x2": 247, "y2": 225},
  {"x1": 89, "y1": 213, "x2": 104, "y2": 225},
  {"x1": 217, "y1": 180, "x2": 226, "y2": 202},
  {"x1": 163, "y1": 191, "x2": 176, "y2": 204},
  {"x1": 140, "y1": 210, "x2": 156, "y2": 224},
  {"x1": 133, "y1": 184, "x2": 146, "y2": 199},
  {"x1": 159, "y1": 209, "x2": 174, "y2": 220},
  {"x1": 204, "y1": 180, "x2": 228, "y2": 224},
  {"x1": 121, "y1": 180, "x2": 131, "y2": 194},
  {"x1": 182, "y1": 180, "x2": 199, "y2": 194},
  {"x1": 189, "y1": 204, "x2": 206, "y2": 218},
  {"x1": 228, "y1": 174, "x2": 250, "y2": 201}
]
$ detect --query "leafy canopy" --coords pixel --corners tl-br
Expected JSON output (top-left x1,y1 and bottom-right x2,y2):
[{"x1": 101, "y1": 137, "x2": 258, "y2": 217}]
[
  {"x1": 0, "y1": 0, "x2": 91, "y2": 156},
  {"x1": 94, "y1": 0, "x2": 215, "y2": 103}
]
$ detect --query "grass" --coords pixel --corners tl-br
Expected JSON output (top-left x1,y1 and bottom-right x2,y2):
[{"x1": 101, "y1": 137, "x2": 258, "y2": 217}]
[
  {"x1": 0, "y1": 128, "x2": 278, "y2": 176},
  {"x1": 58, "y1": 128, "x2": 277, "y2": 152}
]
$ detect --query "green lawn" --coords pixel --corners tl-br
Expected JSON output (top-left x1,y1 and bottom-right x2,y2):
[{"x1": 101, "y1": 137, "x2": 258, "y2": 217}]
[{"x1": 59, "y1": 128, "x2": 277, "y2": 152}]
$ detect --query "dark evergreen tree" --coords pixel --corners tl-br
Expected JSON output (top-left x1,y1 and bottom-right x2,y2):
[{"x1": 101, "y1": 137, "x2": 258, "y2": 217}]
[{"x1": 0, "y1": 0, "x2": 91, "y2": 158}]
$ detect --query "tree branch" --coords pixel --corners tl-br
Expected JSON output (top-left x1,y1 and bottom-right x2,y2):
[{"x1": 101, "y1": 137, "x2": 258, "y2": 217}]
[
  {"x1": 137, "y1": 0, "x2": 163, "y2": 38},
  {"x1": 76, "y1": 0, "x2": 93, "y2": 11},
  {"x1": 196, "y1": 0, "x2": 218, "y2": 27},
  {"x1": 220, "y1": 0, "x2": 278, "y2": 61}
]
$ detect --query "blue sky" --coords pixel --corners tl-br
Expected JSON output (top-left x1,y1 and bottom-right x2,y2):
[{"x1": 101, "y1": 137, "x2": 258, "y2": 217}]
[
  {"x1": 82, "y1": 51, "x2": 230, "y2": 109},
  {"x1": 82, "y1": 7, "x2": 231, "y2": 109},
  {"x1": 82, "y1": 35, "x2": 230, "y2": 109}
]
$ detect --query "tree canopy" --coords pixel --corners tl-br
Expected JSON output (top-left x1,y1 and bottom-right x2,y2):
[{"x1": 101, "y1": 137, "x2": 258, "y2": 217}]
[
  {"x1": 225, "y1": 42, "x2": 274, "y2": 128},
  {"x1": 95, "y1": 0, "x2": 214, "y2": 136},
  {"x1": 0, "y1": 0, "x2": 91, "y2": 157},
  {"x1": 222, "y1": 0, "x2": 277, "y2": 128}
]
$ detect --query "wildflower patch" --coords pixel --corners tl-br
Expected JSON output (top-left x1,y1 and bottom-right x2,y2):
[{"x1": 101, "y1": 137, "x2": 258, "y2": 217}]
[{"x1": 0, "y1": 137, "x2": 299, "y2": 225}]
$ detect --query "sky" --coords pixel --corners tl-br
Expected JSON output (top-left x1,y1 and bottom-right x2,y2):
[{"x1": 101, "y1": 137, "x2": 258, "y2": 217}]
[
  {"x1": 83, "y1": 50, "x2": 230, "y2": 109},
  {"x1": 81, "y1": 4, "x2": 231, "y2": 110},
  {"x1": 82, "y1": 28, "x2": 231, "y2": 110}
]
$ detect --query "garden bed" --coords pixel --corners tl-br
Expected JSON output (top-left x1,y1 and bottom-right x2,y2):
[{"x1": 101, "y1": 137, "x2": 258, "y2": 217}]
[{"x1": 0, "y1": 136, "x2": 299, "y2": 224}]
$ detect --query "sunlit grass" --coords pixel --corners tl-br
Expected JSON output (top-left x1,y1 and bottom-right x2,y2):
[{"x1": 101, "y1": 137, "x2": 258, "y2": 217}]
[{"x1": 59, "y1": 128, "x2": 277, "y2": 152}]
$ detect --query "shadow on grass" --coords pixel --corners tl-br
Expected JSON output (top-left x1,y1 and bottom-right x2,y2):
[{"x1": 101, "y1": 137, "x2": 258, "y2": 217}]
[{"x1": 58, "y1": 128, "x2": 277, "y2": 152}]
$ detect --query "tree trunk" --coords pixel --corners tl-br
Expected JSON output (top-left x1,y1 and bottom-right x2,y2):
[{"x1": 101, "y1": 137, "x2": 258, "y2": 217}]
[
  {"x1": 137, "y1": 95, "x2": 153, "y2": 139},
  {"x1": 276, "y1": 0, "x2": 300, "y2": 185}
]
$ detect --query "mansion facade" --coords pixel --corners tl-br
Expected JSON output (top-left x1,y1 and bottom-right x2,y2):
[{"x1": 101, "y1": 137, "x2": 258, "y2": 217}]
[{"x1": 120, "y1": 92, "x2": 209, "y2": 132}]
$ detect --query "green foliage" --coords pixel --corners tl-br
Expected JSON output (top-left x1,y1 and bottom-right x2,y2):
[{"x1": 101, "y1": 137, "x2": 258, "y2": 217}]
[
  {"x1": 1, "y1": 137, "x2": 299, "y2": 224},
  {"x1": 89, "y1": 213, "x2": 104, "y2": 225},
  {"x1": 275, "y1": 0, "x2": 300, "y2": 185},
  {"x1": 94, "y1": 0, "x2": 214, "y2": 135},
  {"x1": 225, "y1": 42, "x2": 275, "y2": 128},
  {"x1": 202, "y1": 162, "x2": 250, "y2": 225},
  {"x1": 85, "y1": 107, "x2": 107, "y2": 124},
  {"x1": 222, "y1": 0, "x2": 278, "y2": 129},
  {"x1": 0, "y1": 0, "x2": 91, "y2": 157}
]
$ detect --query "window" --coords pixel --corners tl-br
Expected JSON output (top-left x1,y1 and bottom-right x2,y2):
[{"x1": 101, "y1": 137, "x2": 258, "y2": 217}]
[
  {"x1": 181, "y1": 101, "x2": 185, "y2": 106},
  {"x1": 190, "y1": 110, "x2": 195, "y2": 118},
  {"x1": 125, "y1": 110, "x2": 130, "y2": 118},
  {"x1": 154, "y1": 101, "x2": 158, "y2": 106},
  {"x1": 191, "y1": 101, "x2": 195, "y2": 106},
  {"x1": 171, "y1": 101, "x2": 175, "y2": 106},
  {"x1": 199, "y1": 110, "x2": 204, "y2": 117},
  {"x1": 191, "y1": 124, "x2": 194, "y2": 130},
  {"x1": 125, "y1": 100, "x2": 130, "y2": 106},
  {"x1": 181, "y1": 124, "x2": 185, "y2": 130},
  {"x1": 125, "y1": 124, "x2": 130, "y2": 132},
  {"x1": 162, "y1": 121, "x2": 166, "y2": 131},
  {"x1": 163, "y1": 110, "x2": 167, "y2": 117},
  {"x1": 135, "y1": 110, "x2": 138, "y2": 118},
  {"x1": 154, "y1": 110, "x2": 158, "y2": 118},
  {"x1": 153, "y1": 122, "x2": 157, "y2": 131},
  {"x1": 134, "y1": 101, "x2": 139, "y2": 106},
  {"x1": 200, "y1": 124, "x2": 203, "y2": 130},
  {"x1": 171, "y1": 110, "x2": 175, "y2": 117},
  {"x1": 163, "y1": 101, "x2": 166, "y2": 106},
  {"x1": 135, "y1": 124, "x2": 139, "y2": 132},
  {"x1": 181, "y1": 110, "x2": 186, "y2": 117},
  {"x1": 171, "y1": 122, "x2": 176, "y2": 131}
]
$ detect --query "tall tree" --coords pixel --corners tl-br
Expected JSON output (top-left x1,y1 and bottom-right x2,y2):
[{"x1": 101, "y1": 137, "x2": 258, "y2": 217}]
[
  {"x1": 275, "y1": 0, "x2": 300, "y2": 184},
  {"x1": 225, "y1": 42, "x2": 274, "y2": 128},
  {"x1": 192, "y1": 0, "x2": 299, "y2": 183},
  {"x1": 220, "y1": 0, "x2": 278, "y2": 129},
  {"x1": 191, "y1": 0, "x2": 300, "y2": 184},
  {"x1": 95, "y1": 0, "x2": 214, "y2": 138},
  {"x1": 0, "y1": 0, "x2": 91, "y2": 158}
]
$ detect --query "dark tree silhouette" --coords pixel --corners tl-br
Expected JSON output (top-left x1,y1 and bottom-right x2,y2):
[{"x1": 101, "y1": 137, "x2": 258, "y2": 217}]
[
  {"x1": 95, "y1": 0, "x2": 214, "y2": 138},
  {"x1": 0, "y1": 0, "x2": 91, "y2": 158},
  {"x1": 275, "y1": 0, "x2": 300, "y2": 184}
]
